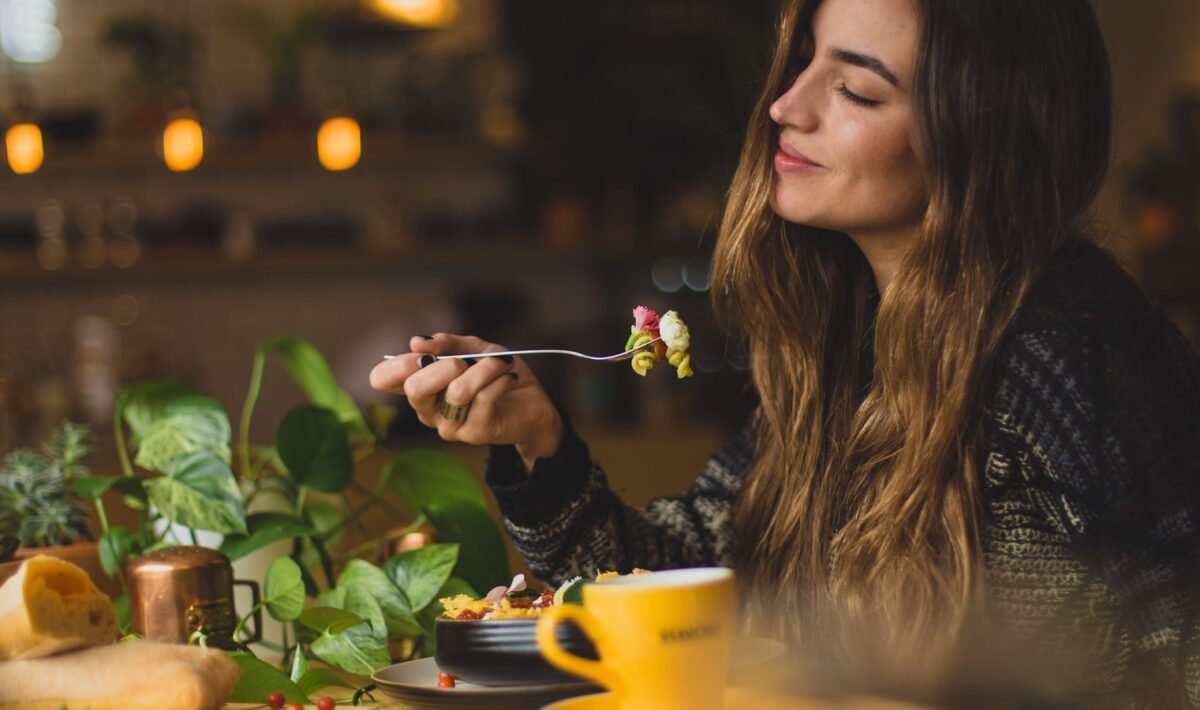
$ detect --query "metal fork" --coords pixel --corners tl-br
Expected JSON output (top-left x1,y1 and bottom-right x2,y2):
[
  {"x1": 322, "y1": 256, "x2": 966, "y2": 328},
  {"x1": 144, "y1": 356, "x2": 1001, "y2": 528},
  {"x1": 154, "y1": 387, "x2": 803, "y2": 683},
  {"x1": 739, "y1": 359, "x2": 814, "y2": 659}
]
[{"x1": 382, "y1": 338, "x2": 662, "y2": 363}]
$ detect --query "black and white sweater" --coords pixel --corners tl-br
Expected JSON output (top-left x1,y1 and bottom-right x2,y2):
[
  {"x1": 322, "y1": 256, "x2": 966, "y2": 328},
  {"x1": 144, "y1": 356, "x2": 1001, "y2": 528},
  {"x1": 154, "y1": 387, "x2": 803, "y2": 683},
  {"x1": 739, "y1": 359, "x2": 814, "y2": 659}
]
[{"x1": 485, "y1": 239, "x2": 1200, "y2": 707}]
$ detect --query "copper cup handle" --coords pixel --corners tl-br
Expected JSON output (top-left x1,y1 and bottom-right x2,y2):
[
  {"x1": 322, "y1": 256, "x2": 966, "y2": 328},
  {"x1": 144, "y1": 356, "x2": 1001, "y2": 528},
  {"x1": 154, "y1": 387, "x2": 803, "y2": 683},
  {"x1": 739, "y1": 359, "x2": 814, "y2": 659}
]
[{"x1": 234, "y1": 579, "x2": 263, "y2": 643}]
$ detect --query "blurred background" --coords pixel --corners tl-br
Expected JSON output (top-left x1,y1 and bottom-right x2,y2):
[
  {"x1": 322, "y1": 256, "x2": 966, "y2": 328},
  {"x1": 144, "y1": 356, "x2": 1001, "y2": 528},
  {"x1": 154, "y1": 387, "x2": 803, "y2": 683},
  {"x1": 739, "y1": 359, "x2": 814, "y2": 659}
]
[{"x1": 0, "y1": 0, "x2": 1197, "y2": 507}]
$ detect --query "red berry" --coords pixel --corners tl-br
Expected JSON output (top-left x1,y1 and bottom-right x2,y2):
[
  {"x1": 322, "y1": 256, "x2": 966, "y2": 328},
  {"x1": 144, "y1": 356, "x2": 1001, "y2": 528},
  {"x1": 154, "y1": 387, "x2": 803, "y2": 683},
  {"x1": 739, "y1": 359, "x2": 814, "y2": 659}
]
[
  {"x1": 317, "y1": 697, "x2": 336, "y2": 710},
  {"x1": 437, "y1": 671, "x2": 456, "y2": 688},
  {"x1": 266, "y1": 691, "x2": 285, "y2": 709}
]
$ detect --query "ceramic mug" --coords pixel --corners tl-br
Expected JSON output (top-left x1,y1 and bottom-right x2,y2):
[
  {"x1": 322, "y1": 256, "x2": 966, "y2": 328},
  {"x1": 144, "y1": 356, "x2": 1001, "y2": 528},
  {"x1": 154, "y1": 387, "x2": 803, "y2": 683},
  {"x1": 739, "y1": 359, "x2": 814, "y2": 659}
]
[{"x1": 536, "y1": 567, "x2": 736, "y2": 710}]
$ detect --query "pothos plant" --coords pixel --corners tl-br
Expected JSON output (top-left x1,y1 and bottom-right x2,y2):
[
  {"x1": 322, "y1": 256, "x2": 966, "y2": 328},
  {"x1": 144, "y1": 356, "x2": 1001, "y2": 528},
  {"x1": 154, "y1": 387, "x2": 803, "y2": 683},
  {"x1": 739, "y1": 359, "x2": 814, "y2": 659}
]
[{"x1": 74, "y1": 336, "x2": 509, "y2": 704}]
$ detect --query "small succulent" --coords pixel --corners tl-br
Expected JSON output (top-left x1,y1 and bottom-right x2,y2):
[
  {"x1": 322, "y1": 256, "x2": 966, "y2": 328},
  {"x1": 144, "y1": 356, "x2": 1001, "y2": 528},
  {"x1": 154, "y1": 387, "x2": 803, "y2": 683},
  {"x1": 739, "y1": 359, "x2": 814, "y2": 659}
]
[{"x1": 0, "y1": 422, "x2": 94, "y2": 548}]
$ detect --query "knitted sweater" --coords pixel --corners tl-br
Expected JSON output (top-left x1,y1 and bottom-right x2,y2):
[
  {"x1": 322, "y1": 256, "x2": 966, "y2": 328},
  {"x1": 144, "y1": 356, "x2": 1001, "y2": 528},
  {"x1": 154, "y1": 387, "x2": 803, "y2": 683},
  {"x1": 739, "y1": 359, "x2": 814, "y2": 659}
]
[{"x1": 486, "y1": 239, "x2": 1200, "y2": 707}]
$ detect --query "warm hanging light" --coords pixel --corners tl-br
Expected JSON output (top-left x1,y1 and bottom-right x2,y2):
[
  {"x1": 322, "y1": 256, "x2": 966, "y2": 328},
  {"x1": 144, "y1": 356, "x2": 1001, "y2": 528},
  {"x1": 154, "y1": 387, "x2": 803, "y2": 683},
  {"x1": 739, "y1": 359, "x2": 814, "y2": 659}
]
[
  {"x1": 369, "y1": 0, "x2": 458, "y2": 28},
  {"x1": 6, "y1": 122, "x2": 44, "y2": 174},
  {"x1": 162, "y1": 115, "x2": 204, "y2": 172},
  {"x1": 317, "y1": 116, "x2": 362, "y2": 171}
]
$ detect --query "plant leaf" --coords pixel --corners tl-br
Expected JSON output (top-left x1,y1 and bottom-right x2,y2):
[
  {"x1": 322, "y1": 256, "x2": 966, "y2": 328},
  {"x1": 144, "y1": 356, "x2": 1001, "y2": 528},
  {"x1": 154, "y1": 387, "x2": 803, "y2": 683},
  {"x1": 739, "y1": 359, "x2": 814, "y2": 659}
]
[
  {"x1": 74, "y1": 475, "x2": 118, "y2": 500},
  {"x1": 381, "y1": 448, "x2": 486, "y2": 512},
  {"x1": 99, "y1": 526, "x2": 134, "y2": 578},
  {"x1": 299, "y1": 606, "x2": 365, "y2": 635},
  {"x1": 226, "y1": 651, "x2": 310, "y2": 704},
  {"x1": 290, "y1": 647, "x2": 310, "y2": 685},
  {"x1": 311, "y1": 619, "x2": 391, "y2": 676},
  {"x1": 116, "y1": 381, "x2": 195, "y2": 441},
  {"x1": 383, "y1": 543, "x2": 459, "y2": 612},
  {"x1": 219, "y1": 513, "x2": 311, "y2": 561},
  {"x1": 344, "y1": 584, "x2": 387, "y2": 640},
  {"x1": 263, "y1": 557, "x2": 306, "y2": 622},
  {"x1": 423, "y1": 499, "x2": 509, "y2": 595},
  {"x1": 297, "y1": 669, "x2": 355, "y2": 697},
  {"x1": 276, "y1": 405, "x2": 353, "y2": 493},
  {"x1": 144, "y1": 451, "x2": 247, "y2": 535},
  {"x1": 130, "y1": 393, "x2": 231, "y2": 473},
  {"x1": 260, "y1": 337, "x2": 368, "y2": 436},
  {"x1": 416, "y1": 575, "x2": 477, "y2": 638},
  {"x1": 337, "y1": 559, "x2": 422, "y2": 636}
]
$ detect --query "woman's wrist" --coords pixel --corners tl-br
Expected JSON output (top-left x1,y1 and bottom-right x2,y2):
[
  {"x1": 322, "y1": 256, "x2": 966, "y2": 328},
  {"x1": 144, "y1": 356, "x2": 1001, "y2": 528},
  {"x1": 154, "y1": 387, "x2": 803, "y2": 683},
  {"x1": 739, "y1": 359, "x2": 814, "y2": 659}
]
[{"x1": 515, "y1": 407, "x2": 563, "y2": 471}]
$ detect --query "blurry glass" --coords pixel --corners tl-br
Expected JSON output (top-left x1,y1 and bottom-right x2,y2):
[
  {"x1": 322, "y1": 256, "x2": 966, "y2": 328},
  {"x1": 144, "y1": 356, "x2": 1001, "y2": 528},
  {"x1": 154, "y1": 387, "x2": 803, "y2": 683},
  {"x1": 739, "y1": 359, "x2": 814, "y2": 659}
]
[{"x1": 5, "y1": 122, "x2": 43, "y2": 174}]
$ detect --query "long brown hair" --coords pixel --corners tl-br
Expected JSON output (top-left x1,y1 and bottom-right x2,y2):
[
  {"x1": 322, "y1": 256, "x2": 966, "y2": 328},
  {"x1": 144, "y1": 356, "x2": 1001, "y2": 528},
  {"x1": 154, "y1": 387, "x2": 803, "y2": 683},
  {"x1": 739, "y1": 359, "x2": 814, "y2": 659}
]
[{"x1": 713, "y1": 0, "x2": 1111, "y2": 661}]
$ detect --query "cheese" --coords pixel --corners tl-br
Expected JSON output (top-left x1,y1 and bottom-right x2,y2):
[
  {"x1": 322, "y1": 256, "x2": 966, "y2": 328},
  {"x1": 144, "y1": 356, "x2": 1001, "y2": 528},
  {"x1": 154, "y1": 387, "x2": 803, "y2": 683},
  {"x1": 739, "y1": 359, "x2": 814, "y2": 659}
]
[{"x1": 0, "y1": 555, "x2": 118, "y2": 660}]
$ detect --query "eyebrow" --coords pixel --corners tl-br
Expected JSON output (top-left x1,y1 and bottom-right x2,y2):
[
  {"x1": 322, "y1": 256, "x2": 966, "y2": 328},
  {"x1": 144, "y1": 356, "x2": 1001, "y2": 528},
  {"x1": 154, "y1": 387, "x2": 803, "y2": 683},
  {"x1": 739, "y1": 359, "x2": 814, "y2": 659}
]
[{"x1": 828, "y1": 47, "x2": 899, "y2": 87}]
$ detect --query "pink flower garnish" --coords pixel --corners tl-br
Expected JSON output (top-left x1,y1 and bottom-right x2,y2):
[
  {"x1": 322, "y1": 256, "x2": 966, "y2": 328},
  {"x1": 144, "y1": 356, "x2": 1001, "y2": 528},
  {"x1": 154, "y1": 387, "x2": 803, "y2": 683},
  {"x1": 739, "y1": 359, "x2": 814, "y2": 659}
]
[
  {"x1": 633, "y1": 306, "x2": 660, "y2": 332},
  {"x1": 485, "y1": 573, "x2": 527, "y2": 604}
]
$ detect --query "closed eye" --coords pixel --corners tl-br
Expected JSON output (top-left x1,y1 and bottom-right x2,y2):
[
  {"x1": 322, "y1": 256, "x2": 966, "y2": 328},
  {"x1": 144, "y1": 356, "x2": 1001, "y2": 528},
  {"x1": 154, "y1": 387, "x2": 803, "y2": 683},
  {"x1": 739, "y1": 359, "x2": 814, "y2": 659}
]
[{"x1": 837, "y1": 84, "x2": 881, "y2": 108}]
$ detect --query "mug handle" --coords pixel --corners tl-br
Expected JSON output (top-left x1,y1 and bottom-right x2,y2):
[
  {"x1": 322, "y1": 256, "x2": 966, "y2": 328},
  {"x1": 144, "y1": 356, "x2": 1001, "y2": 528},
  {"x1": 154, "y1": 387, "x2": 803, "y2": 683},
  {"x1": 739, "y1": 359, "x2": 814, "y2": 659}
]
[
  {"x1": 536, "y1": 605, "x2": 625, "y2": 695},
  {"x1": 233, "y1": 579, "x2": 262, "y2": 643}
]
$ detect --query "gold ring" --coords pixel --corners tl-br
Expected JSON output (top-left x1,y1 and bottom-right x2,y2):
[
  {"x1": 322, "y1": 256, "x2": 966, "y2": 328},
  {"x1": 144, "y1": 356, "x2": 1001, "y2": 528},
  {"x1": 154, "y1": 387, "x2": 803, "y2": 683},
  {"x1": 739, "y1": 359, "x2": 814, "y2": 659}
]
[{"x1": 440, "y1": 399, "x2": 470, "y2": 423}]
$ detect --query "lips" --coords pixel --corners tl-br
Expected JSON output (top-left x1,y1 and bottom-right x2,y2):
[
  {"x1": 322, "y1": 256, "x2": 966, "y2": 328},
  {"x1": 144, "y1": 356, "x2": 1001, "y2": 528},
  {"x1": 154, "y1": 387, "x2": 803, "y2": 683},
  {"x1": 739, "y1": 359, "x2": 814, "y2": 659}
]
[
  {"x1": 778, "y1": 142, "x2": 822, "y2": 168},
  {"x1": 773, "y1": 142, "x2": 824, "y2": 175}
]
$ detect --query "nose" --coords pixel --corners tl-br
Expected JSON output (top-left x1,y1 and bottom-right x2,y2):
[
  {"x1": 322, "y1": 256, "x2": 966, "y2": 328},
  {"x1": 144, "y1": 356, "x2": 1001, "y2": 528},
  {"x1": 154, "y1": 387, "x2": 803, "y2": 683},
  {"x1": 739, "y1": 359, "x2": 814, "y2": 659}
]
[{"x1": 769, "y1": 70, "x2": 819, "y2": 132}]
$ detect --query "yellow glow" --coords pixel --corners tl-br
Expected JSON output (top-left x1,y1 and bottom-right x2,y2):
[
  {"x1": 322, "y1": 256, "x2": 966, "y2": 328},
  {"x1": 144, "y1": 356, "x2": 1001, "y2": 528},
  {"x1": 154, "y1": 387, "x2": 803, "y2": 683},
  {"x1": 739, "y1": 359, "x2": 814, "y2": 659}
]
[
  {"x1": 369, "y1": 0, "x2": 458, "y2": 27},
  {"x1": 6, "y1": 123, "x2": 44, "y2": 174},
  {"x1": 317, "y1": 117, "x2": 362, "y2": 171},
  {"x1": 162, "y1": 117, "x2": 204, "y2": 172}
]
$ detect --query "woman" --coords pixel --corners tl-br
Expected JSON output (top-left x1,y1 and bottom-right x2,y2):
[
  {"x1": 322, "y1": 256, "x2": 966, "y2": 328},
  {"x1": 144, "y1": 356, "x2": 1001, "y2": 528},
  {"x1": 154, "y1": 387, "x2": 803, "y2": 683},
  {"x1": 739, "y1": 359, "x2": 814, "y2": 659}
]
[{"x1": 371, "y1": 0, "x2": 1200, "y2": 704}]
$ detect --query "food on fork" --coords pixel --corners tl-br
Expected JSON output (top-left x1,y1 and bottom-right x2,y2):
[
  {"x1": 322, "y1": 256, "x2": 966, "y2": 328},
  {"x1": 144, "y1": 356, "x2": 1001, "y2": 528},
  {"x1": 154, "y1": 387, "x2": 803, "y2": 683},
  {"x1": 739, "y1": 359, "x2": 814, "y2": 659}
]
[
  {"x1": 0, "y1": 555, "x2": 118, "y2": 661},
  {"x1": 626, "y1": 306, "x2": 693, "y2": 378}
]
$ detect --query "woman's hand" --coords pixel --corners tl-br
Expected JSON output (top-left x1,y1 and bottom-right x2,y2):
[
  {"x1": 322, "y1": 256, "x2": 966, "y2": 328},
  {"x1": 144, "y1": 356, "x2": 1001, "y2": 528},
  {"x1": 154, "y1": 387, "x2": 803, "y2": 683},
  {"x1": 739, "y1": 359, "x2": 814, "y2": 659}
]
[{"x1": 368, "y1": 333, "x2": 563, "y2": 470}]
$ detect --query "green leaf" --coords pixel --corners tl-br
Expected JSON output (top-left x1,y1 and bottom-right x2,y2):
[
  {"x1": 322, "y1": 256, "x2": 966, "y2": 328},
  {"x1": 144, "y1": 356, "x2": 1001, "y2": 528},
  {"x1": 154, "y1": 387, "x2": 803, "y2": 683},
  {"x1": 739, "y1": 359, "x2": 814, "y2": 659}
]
[
  {"x1": 219, "y1": 513, "x2": 311, "y2": 561},
  {"x1": 300, "y1": 500, "x2": 343, "y2": 572},
  {"x1": 117, "y1": 381, "x2": 195, "y2": 441},
  {"x1": 74, "y1": 475, "x2": 118, "y2": 500},
  {"x1": 383, "y1": 543, "x2": 459, "y2": 612},
  {"x1": 135, "y1": 403, "x2": 231, "y2": 473},
  {"x1": 260, "y1": 337, "x2": 368, "y2": 435},
  {"x1": 297, "y1": 669, "x2": 355, "y2": 697},
  {"x1": 314, "y1": 587, "x2": 345, "y2": 611},
  {"x1": 99, "y1": 526, "x2": 134, "y2": 578},
  {"x1": 344, "y1": 584, "x2": 387, "y2": 640},
  {"x1": 337, "y1": 559, "x2": 422, "y2": 636},
  {"x1": 112, "y1": 593, "x2": 131, "y2": 635},
  {"x1": 382, "y1": 448, "x2": 487, "y2": 512},
  {"x1": 424, "y1": 500, "x2": 509, "y2": 595},
  {"x1": 144, "y1": 451, "x2": 247, "y2": 535},
  {"x1": 311, "y1": 619, "x2": 391, "y2": 676},
  {"x1": 226, "y1": 652, "x2": 310, "y2": 704},
  {"x1": 290, "y1": 647, "x2": 310, "y2": 685},
  {"x1": 415, "y1": 576, "x2": 477, "y2": 637},
  {"x1": 562, "y1": 578, "x2": 590, "y2": 605},
  {"x1": 263, "y1": 557, "x2": 306, "y2": 622},
  {"x1": 276, "y1": 406, "x2": 353, "y2": 493},
  {"x1": 299, "y1": 606, "x2": 366, "y2": 635}
]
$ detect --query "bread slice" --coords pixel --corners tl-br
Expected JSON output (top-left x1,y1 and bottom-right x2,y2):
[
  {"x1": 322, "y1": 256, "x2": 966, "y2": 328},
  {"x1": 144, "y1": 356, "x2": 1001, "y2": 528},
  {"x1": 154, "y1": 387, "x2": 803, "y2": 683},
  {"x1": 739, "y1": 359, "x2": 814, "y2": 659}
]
[
  {"x1": 0, "y1": 639, "x2": 241, "y2": 710},
  {"x1": 0, "y1": 555, "x2": 118, "y2": 660}
]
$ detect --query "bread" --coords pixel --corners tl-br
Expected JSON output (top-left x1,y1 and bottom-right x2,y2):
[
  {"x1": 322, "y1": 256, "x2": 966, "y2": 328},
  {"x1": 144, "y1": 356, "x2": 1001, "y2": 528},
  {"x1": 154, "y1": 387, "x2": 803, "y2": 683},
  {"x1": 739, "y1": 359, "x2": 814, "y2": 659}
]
[
  {"x1": 0, "y1": 639, "x2": 241, "y2": 710},
  {"x1": 0, "y1": 555, "x2": 118, "y2": 660}
]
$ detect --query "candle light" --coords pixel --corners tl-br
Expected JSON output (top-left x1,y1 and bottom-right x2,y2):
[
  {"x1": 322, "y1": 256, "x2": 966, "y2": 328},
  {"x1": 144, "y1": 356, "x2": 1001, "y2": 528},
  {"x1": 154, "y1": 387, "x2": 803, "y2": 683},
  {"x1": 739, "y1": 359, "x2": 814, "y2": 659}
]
[
  {"x1": 162, "y1": 116, "x2": 204, "y2": 172},
  {"x1": 6, "y1": 123, "x2": 44, "y2": 174},
  {"x1": 317, "y1": 116, "x2": 362, "y2": 171}
]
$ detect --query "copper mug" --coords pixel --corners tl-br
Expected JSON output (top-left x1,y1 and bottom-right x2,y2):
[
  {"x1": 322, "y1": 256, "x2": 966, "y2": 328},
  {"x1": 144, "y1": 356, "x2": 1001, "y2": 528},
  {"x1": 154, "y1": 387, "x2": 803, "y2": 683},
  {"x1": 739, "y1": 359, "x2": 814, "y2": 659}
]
[{"x1": 128, "y1": 546, "x2": 261, "y2": 646}]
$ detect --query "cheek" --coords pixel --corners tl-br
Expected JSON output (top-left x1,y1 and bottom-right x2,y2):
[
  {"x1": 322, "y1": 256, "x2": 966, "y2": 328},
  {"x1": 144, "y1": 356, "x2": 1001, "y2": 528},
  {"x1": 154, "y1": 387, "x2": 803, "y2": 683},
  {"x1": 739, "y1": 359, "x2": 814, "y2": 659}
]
[{"x1": 839, "y1": 117, "x2": 925, "y2": 207}]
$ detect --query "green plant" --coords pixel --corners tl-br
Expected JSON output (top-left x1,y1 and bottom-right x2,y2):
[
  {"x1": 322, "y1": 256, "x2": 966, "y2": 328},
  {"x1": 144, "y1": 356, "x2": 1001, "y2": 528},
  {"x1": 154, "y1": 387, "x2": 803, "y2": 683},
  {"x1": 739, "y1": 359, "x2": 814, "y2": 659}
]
[
  {"x1": 77, "y1": 336, "x2": 509, "y2": 703},
  {"x1": 0, "y1": 422, "x2": 94, "y2": 550}
]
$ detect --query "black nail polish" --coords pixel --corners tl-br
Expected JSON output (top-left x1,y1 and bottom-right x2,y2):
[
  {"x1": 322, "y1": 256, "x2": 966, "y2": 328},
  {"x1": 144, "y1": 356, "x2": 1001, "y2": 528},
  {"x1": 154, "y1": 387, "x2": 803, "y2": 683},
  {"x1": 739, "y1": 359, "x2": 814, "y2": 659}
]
[
  {"x1": 416, "y1": 334, "x2": 434, "y2": 340},
  {"x1": 418, "y1": 354, "x2": 436, "y2": 368},
  {"x1": 489, "y1": 354, "x2": 514, "y2": 365},
  {"x1": 465, "y1": 359, "x2": 478, "y2": 367}
]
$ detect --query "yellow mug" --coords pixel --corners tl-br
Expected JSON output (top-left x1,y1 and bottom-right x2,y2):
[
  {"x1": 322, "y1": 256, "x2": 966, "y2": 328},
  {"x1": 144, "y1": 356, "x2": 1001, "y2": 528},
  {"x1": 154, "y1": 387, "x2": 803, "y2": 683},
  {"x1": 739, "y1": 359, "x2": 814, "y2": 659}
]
[{"x1": 537, "y1": 567, "x2": 736, "y2": 710}]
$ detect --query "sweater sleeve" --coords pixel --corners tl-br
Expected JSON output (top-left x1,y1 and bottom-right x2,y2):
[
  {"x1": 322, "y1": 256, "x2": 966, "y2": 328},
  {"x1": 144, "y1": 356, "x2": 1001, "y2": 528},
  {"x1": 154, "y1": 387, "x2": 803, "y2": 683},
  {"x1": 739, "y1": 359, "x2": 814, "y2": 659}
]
[
  {"x1": 992, "y1": 309, "x2": 1200, "y2": 707},
  {"x1": 484, "y1": 415, "x2": 754, "y2": 586}
]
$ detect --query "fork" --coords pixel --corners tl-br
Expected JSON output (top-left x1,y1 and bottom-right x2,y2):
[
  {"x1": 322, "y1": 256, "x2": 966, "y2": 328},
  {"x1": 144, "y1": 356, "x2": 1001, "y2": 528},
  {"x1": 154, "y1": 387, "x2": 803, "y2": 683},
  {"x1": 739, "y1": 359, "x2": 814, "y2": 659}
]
[{"x1": 382, "y1": 338, "x2": 663, "y2": 363}]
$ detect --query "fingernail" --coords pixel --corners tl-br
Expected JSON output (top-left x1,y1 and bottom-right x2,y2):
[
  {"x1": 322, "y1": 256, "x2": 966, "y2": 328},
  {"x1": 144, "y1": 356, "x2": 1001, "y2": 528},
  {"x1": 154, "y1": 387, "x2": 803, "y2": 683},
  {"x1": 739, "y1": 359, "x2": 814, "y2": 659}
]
[
  {"x1": 507, "y1": 372, "x2": 519, "y2": 381},
  {"x1": 489, "y1": 354, "x2": 514, "y2": 365},
  {"x1": 419, "y1": 354, "x2": 436, "y2": 368},
  {"x1": 416, "y1": 334, "x2": 434, "y2": 340}
]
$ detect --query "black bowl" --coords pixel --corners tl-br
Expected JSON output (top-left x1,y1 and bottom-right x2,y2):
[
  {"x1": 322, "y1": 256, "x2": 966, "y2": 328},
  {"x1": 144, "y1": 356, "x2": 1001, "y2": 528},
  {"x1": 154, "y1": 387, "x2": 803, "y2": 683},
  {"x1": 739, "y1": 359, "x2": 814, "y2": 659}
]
[{"x1": 434, "y1": 617, "x2": 599, "y2": 687}]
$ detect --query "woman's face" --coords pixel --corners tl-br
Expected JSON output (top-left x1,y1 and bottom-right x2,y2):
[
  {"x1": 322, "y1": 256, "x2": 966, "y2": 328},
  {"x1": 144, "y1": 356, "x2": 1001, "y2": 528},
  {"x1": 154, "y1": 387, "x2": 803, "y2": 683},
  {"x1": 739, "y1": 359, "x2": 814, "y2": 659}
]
[{"x1": 769, "y1": 0, "x2": 926, "y2": 241}]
